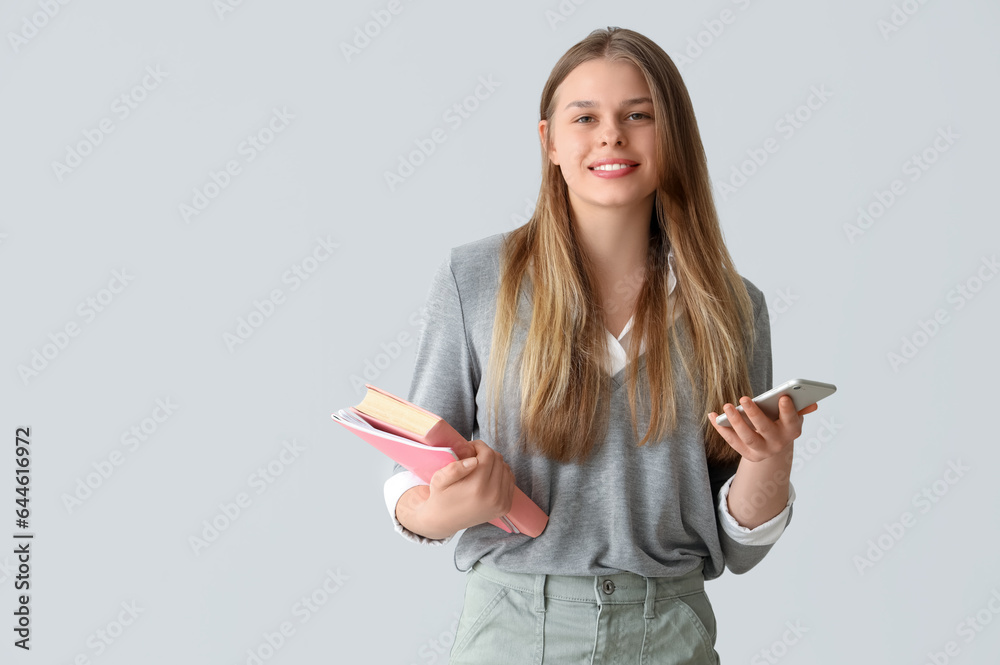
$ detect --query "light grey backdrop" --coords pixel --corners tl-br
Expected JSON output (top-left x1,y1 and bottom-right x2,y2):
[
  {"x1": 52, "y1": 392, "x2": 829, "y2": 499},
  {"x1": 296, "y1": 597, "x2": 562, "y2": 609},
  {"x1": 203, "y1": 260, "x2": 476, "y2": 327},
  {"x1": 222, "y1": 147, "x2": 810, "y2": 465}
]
[{"x1": 2, "y1": 0, "x2": 998, "y2": 663}]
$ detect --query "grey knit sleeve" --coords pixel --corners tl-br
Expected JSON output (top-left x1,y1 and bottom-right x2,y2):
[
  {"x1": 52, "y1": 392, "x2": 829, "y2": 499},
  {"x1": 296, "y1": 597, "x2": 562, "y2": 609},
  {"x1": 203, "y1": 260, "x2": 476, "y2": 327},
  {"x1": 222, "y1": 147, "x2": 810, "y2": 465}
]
[{"x1": 715, "y1": 283, "x2": 792, "y2": 574}]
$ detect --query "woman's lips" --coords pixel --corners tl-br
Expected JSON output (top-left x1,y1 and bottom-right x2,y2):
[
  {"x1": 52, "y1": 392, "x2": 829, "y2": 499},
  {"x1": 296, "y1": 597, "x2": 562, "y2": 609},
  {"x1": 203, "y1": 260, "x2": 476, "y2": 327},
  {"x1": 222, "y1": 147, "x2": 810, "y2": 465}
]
[{"x1": 588, "y1": 161, "x2": 639, "y2": 178}]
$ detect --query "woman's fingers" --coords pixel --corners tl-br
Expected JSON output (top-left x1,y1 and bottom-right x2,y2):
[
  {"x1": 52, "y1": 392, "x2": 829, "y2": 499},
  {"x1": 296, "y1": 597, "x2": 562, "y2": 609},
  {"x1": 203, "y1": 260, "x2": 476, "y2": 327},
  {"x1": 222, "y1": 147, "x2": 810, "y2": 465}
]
[
  {"x1": 708, "y1": 411, "x2": 750, "y2": 457},
  {"x1": 430, "y1": 457, "x2": 476, "y2": 491},
  {"x1": 797, "y1": 403, "x2": 819, "y2": 416},
  {"x1": 451, "y1": 439, "x2": 476, "y2": 460},
  {"x1": 724, "y1": 401, "x2": 761, "y2": 445},
  {"x1": 467, "y1": 440, "x2": 515, "y2": 517}
]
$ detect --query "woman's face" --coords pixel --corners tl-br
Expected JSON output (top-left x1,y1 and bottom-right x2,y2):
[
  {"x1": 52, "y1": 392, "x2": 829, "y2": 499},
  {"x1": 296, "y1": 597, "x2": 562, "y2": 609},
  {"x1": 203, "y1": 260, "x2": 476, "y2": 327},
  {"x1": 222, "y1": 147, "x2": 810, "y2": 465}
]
[{"x1": 539, "y1": 58, "x2": 659, "y2": 219}]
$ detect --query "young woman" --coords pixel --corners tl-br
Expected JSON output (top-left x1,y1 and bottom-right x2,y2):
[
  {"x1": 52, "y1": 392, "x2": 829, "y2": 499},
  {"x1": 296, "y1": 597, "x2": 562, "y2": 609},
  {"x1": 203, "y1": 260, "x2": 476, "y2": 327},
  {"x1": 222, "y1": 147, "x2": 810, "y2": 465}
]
[{"x1": 383, "y1": 27, "x2": 818, "y2": 664}]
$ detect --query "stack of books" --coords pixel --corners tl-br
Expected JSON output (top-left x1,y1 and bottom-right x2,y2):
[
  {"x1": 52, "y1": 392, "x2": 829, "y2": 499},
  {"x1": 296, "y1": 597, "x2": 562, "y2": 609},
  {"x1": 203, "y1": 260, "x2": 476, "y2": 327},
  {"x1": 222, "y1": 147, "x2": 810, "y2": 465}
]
[{"x1": 332, "y1": 384, "x2": 548, "y2": 537}]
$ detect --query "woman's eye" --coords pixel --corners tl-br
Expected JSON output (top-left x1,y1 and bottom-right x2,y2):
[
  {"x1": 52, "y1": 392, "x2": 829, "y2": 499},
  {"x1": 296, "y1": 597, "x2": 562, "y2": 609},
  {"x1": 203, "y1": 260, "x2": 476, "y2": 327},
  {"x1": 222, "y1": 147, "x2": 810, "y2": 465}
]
[{"x1": 574, "y1": 112, "x2": 649, "y2": 124}]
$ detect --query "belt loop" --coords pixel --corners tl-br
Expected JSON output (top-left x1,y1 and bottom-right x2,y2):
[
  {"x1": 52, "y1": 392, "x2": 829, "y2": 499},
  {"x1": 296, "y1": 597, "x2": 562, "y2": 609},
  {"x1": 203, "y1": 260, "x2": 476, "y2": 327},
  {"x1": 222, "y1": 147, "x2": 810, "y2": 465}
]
[
  {"x1": 643, "y1": 576, "x2": 656, "y2": 619},
  {"x1": 533, "y1": 574, "x2": 546, "y2": 614}
]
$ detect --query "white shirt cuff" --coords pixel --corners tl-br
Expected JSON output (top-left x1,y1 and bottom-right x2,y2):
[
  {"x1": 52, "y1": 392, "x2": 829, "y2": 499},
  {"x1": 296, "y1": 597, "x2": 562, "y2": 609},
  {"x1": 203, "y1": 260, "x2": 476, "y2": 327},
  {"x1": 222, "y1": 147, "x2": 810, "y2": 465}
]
[
  {"x1": 716, "y1": 474, "x2": 795, "y2": 546},
  {"x1": 383, "y1": 470, "x2": 453, "y2": 546}
]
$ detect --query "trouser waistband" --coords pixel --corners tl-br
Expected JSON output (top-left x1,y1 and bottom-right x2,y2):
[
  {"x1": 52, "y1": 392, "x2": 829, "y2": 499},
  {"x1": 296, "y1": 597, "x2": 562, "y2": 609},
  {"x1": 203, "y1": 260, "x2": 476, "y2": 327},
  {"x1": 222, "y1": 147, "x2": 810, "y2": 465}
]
[{"x1": 470, "y1": 560, "x2": 706, "y2": 619}]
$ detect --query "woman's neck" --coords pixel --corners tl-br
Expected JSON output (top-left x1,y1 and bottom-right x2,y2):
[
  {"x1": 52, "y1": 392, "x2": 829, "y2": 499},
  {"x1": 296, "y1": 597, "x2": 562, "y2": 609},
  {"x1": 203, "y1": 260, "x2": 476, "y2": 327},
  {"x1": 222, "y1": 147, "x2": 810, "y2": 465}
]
[
  {"x1": 570, "y1": 193, "x2": 655, "y2": 333},
  {"x1": 571, "y1": 195, "x2": 652, "y2": 285}
]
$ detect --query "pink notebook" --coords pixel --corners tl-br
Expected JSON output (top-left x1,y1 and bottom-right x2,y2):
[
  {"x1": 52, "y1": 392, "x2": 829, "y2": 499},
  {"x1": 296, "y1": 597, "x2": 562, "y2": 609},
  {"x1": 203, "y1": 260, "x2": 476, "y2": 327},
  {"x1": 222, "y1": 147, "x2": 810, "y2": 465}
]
[{"x1": 332, "y1": 385, "x2": 549, "y2": 538}]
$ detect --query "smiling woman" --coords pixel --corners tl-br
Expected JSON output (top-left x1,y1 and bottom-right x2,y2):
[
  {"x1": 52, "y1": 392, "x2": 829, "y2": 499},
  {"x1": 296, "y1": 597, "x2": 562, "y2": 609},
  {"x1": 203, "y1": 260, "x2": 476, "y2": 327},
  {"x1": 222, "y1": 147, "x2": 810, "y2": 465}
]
[
  {"x1": 384, "y1": 26, "x2": 817, "y2": 664},
  {"x1": 539, "y1": 57, "x2": 660, "y2": 339},
  {"x1": 540, "y1": 58, "x2": 659, "y2": 233}
]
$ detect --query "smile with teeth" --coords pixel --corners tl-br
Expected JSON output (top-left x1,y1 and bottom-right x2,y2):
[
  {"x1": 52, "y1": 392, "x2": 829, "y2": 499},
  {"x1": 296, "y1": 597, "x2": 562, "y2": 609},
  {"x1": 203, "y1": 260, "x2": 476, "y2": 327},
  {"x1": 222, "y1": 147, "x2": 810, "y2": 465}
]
[{"x1": 590, "y1": 163, "x2": 637, "y2": 171}]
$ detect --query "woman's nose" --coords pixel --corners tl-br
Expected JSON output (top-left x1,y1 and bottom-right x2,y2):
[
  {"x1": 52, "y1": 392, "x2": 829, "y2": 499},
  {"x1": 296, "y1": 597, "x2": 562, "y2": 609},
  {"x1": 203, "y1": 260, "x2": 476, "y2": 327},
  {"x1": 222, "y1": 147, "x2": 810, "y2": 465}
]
[{"x1": 600, "y1": 122, "x2": 625, "y2": 146}]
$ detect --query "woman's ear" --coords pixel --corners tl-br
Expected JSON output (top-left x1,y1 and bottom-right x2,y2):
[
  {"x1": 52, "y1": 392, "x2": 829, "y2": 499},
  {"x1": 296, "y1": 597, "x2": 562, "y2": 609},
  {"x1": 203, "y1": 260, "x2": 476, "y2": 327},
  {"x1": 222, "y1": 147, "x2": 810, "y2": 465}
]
[{"x1": 538, "y1": 119, "x2": 559, "y2": 165}]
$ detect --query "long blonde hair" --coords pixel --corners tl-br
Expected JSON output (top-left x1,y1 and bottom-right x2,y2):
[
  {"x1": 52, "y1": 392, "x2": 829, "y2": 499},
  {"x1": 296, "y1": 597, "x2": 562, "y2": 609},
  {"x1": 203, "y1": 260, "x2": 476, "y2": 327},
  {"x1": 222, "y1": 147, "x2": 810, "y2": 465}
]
[{"x1": 486, "y1": 27, "x2": 755, "y2": 466}]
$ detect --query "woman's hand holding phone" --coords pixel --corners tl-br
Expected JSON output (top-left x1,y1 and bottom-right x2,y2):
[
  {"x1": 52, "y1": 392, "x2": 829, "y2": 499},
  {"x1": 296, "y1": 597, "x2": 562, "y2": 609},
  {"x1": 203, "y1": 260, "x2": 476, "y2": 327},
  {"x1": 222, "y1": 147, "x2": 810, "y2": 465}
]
[
  {"x1": 707, "y1": 379, "x2": 835, "y2": 462},
  {"x1": 708, "y1": 394, "x2": 817, "y2": 463}
]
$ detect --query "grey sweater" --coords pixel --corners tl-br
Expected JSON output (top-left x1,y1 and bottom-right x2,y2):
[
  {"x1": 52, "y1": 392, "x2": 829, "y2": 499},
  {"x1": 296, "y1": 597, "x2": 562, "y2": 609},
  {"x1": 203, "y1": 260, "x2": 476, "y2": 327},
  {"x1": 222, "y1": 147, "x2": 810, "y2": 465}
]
[{"x1": 393, "y1": 232, "x2": 786, "y2": 579}]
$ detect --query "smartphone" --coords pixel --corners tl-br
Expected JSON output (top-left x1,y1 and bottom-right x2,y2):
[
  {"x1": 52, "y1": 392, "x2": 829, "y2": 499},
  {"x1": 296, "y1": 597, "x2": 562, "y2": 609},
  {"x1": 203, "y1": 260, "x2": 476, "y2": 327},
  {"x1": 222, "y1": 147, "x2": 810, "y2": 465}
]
[{"x1": 715, "y1": 378, "x2": 837, "y2": 428}]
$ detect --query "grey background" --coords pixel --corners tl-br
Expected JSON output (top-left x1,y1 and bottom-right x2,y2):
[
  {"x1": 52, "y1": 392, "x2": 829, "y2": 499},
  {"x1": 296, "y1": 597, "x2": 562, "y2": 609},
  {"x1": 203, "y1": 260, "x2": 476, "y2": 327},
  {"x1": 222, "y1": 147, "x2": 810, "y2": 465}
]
[{"x1": 2, "y1": 0, "x2": 998, "y2": 663}]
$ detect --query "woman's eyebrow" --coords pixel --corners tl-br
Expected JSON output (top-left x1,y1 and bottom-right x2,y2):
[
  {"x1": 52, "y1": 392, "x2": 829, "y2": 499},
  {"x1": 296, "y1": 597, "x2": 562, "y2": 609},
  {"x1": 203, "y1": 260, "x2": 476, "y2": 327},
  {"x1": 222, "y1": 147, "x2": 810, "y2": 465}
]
[{"x1": 563, "y1": 96, "x2": 652, "y2": 111}]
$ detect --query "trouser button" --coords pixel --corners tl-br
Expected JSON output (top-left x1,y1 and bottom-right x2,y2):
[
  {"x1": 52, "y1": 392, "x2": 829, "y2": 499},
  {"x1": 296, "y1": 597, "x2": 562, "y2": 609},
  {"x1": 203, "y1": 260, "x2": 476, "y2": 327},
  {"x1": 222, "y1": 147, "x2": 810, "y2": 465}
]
[{"x1": 602, "y1": 580, "x2": 615, "y2": 594}]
